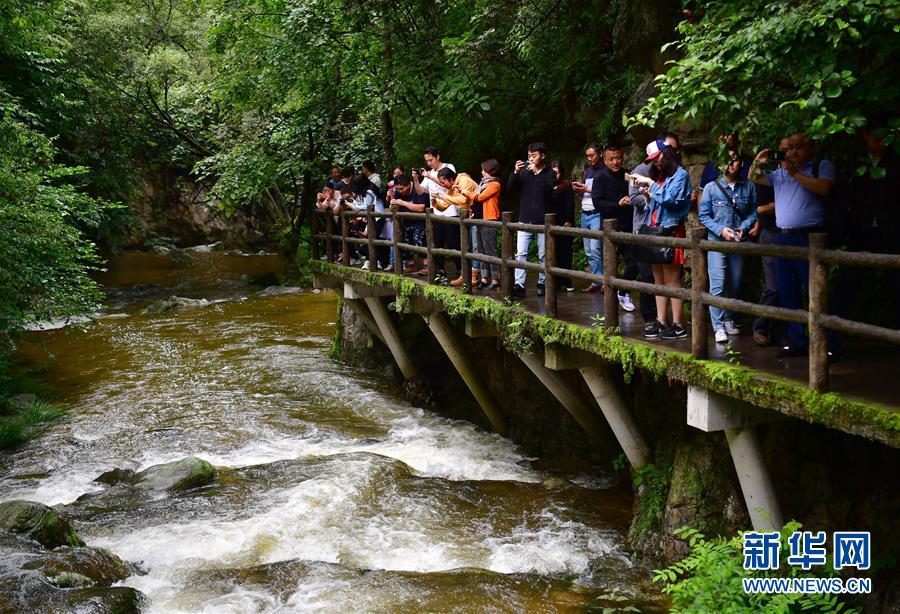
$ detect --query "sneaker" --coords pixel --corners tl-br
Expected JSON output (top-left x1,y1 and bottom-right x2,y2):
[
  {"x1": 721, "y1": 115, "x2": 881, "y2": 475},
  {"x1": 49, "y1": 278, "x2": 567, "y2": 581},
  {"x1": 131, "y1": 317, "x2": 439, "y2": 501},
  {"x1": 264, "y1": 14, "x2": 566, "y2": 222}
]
[
  {"x1": 660, "y1": 324, "x2": 688, "y2": 340},
  {"x1": 564, "y1": 285, "x2": 575, "y2": 292},
  {"x1": 382, "y1": 263, "x2": 393, "y2": 272},
  {"x1": 715, "y1": 329, "x2": 728, "y2": 344},
  {"x1": 361, "y1": 260, "x2": 371, "y2": 270},
  {"x1": 618, "y1": 292, "x2": 636, "y2": 312},
  {"x1": 724, "y1": 320, "x2": 740, "y2": 336},
  {"x1": 350, "y1": 258, "x2": 361, "y2": 266},
  {"x1": 512, "y1": 284, "x2": 526, "y2": 298},
  {"x1": 415, "y1": 267, "x2": 428, "y2": 276},
  {"x1": 752, "y1": 331, "x2": 770, "y2": 346},
  {"x1": 449, "y1": 276, "x2": 465, "y2": 287},
  {"x1": 536, "y1": 283, "x2": 545, "y2": 297},
  {"x1": 582, "y1": 283, "x2": 602, "y2": 294},
  {"x1": 434, "y1": 272, "x2": 449, "y2": 286},
  {"x1": 643, "y1": 320, "x2": 663, "y2": 338},
  {"x1": 775, "y1": 344, "x2": 806, "y2": 358}
]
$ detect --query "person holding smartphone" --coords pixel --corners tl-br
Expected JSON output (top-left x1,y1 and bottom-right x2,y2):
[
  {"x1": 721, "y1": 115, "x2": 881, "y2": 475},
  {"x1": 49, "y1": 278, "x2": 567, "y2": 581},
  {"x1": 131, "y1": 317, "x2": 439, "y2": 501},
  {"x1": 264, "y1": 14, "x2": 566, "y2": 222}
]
[{"x1": 698, "y1": 149, "x2": 759, "y2": 343}]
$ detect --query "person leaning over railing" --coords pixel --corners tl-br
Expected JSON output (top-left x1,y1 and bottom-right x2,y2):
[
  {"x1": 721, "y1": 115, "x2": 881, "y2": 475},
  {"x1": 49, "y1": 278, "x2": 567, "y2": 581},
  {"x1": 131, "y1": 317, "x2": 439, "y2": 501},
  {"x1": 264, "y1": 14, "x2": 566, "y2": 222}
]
[
  {"x1": 413, "y1": 146, "x2": 457, "y2": 283},
  {"x1": 433, "y1": 166, "x2": 479, "y2": 287},
  {"x1": 698, "y1": 148, "x2": 759, "y2": 344},
  {"x1": 349, "y1": 174, "x2": 390, "y2": 271},
  {"x1": 632, "y1": 143, "x2": 692, "y2": 340},
  {"x1": 389, "y1": 174, "x2": 428, "y2": 273},
  {"x1": 459, "y1": 159, "x2": 503, "y2": 290}
]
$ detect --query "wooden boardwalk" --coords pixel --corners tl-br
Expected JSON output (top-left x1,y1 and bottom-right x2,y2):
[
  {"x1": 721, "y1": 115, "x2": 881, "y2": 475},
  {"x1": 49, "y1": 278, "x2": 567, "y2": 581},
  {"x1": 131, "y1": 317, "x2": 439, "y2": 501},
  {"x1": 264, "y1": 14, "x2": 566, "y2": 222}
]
[{"x1": 395, "y1": 268, "x2": 900, "y2": 411}]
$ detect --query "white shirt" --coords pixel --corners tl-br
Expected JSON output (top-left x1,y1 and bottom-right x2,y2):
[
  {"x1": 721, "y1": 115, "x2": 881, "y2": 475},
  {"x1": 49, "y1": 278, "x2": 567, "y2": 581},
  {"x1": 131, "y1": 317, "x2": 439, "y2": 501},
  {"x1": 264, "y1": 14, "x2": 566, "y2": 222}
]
[
  {"x1": 368, "y1": 173, "x2": 382, "y2": 189},
  {"x1": 422, "y1": 162, "x2": 458, "y2": 217}
]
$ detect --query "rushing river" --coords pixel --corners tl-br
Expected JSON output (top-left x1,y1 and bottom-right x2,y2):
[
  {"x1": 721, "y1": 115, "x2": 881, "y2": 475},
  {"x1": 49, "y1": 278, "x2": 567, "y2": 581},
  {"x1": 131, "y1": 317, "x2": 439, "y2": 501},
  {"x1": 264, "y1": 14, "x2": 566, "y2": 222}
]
[{"x1": 1, "y1": 251, "x2": 664, "y2": 612}]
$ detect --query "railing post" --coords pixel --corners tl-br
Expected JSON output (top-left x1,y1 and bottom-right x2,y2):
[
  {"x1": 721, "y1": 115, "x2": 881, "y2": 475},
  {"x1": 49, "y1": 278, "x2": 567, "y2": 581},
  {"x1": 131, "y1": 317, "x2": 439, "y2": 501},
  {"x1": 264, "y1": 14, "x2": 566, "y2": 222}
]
[
  {"x1": 325, "y1": 210, "x2": 335, "y2": 264},
  {"x1": 544, "y1": 213, "x2": 558, "y2": 317},
  {"x1": 366, "y1": 204, "x2": 376, "y2": 269},
  {"x1": 460, "y1": 216, "x2": 472, "y2": 293},
  {"x1": 690, "y1": 226, "x2": 709, "y2": 359},
  {"x1": 311, "y1": 211, "x2": 320, "y2": 261},
  {"x1": 602, "y1": 219, "x2": 619, "y2": 333},
  {"x1": 340, "y1": 209, "x2": 351, "y2": 266},
  {"x1": 425, "y1": 207, "x2": 436, "y2": 283},
  {"x1": 808, "y1": 233, "x2": 829, "y2": 391},
  {"x1": 391, "y1": 207, "x2": 402, "y2": 275},
  {"x1": 501, "y1": 211, "x2": 514, "y2": 299}
]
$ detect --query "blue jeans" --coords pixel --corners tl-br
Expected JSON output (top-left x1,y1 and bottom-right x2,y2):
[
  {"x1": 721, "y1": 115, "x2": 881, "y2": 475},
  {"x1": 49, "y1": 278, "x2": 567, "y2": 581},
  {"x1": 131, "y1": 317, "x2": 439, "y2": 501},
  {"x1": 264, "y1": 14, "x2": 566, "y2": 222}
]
[
  {"x1": 707, "y1": 244, "x2": 744, "y2": 331},
  {"x1": 469, "y1": 226, "x2": 481, "y2": 272},
  {"x1": 775, "y1": 232, "x2": 838, "y2": 350},
  {"x1": 515, "y1": 231, "x2": 545, "y2": 286},
  {"x1": 581, "y1": 211, "x2": 603, "y2": 284}
]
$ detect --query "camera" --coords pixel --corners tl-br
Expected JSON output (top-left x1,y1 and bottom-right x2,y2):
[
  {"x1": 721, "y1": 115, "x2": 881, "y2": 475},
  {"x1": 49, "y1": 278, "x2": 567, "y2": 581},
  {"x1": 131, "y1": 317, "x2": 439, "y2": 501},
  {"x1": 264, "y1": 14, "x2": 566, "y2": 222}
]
[{"x1": 770, "y1": 150, "x2": 786, "y2": 162}]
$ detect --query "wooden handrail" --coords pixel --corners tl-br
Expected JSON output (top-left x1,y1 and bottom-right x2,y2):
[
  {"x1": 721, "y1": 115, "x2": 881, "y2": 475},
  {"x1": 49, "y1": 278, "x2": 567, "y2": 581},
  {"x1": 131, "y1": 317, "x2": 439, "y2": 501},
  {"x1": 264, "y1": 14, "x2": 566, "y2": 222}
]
[{"x1": 311, "y1": 205, "x2": 900, "y2": 394}]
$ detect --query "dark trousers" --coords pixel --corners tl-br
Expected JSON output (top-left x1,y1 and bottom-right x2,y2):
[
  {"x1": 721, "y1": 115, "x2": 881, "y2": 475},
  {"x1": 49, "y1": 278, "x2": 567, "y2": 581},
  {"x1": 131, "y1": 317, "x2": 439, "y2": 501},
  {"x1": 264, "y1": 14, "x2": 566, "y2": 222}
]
[
  {"x1": 753, "y1": 227, "x2": 783, "y2": 339},
  {"x1": 775, "y1": 232, "x2": 839, "y2": 350},
  {"x1": 557, "y1": 236, "x2": 574, "y2": 287},
  {"x1": 433, "y1": 217, "x2": 461, "y2": 274},
  {"x1": 638, "y1": 260, "x2": 657, "y2": 323}
]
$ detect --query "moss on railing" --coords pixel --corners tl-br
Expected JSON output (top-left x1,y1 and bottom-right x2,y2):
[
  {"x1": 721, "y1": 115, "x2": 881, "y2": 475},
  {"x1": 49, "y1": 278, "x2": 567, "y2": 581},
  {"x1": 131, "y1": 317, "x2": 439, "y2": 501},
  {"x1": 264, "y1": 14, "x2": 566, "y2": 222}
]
[{"x1": 313, "y1": 261, "x2": 900, "y2": 447}]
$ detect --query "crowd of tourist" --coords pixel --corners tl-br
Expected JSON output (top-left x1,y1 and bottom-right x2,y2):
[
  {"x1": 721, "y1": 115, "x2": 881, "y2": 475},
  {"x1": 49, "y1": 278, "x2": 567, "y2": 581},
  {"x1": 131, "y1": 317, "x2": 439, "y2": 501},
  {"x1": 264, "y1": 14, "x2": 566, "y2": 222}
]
[{"x1": 316, "y1": 125, "x2": 897, "y2": 358}]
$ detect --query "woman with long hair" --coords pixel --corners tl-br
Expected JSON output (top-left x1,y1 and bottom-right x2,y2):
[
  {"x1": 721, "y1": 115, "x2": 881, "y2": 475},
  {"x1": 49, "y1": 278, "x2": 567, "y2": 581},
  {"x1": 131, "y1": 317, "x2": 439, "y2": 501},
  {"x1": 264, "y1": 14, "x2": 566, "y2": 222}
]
[
  {"x1": 636, "y1": 145, "x2": 692, "y2": 339},
  {"x1": 350, "y1": 174, "x2": 389, "y2": 270},
  {"x1": 550, "y1": 160, "x2": 575, "y2": 291}
]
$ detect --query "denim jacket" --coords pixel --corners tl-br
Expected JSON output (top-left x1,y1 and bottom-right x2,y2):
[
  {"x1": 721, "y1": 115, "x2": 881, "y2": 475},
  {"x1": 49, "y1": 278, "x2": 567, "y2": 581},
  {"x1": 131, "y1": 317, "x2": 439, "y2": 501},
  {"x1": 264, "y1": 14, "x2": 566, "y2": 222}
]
[
  {"x1": 352, "y1": 190, "x2": 384, "y2": 213},
  {"x1": 698, "y1": 177, "x2": 758, "y2": 240},
  {"x1": 644, "y1": 166, "x2": 691, "y2": 229}
]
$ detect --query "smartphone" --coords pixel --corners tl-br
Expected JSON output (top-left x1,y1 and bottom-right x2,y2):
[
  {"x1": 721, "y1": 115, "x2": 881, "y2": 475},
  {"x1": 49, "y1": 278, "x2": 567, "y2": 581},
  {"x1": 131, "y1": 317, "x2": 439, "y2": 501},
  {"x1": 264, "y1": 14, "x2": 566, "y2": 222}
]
[{"x1": 770, "y1": 151, "x2": 786, "y2": 162}]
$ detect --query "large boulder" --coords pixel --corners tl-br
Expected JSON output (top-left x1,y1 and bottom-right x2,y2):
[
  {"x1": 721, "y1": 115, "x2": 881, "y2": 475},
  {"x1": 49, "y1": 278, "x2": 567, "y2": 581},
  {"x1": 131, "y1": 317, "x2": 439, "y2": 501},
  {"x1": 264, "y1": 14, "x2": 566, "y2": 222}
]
[
  {"x1": 133, "y1": 457, "x2": 215, "y2": 492},
  {"x1": 23, "y1": 545, "x2": 133, "y2": 586},
  {"x1": 0, "y1": 501, "x2": 84, "y2": 548}
]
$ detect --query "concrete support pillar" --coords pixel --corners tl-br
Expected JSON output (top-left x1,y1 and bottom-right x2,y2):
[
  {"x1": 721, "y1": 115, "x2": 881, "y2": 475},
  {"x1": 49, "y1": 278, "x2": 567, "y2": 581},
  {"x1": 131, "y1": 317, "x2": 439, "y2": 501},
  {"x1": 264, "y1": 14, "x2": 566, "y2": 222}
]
[
  {"x1": 344, "y1": 299, "x2": 386, "y2": 345},
  {"x1": 422, "y1": 312, "x2": 508, "y2": 435},
  {"x1": 725, "y1": 426, "x2": 784, "y2": 531},
  {"x1": 517, "y1": 353, "x2": 616, "y2": 452},
  {"x1": 578, "y1": 366, "x2": 651, "y2": 469},
  {"x1": 363, "y1": 297, "x2": 417, "y2": 380}
]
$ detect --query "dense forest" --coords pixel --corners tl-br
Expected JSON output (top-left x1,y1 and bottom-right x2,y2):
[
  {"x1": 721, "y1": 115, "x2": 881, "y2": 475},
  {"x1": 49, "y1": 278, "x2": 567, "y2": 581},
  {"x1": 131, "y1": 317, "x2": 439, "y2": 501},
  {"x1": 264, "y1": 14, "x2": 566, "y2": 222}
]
[{"x1": 1, "y1": 0, "x2": 898, "y2": 364}]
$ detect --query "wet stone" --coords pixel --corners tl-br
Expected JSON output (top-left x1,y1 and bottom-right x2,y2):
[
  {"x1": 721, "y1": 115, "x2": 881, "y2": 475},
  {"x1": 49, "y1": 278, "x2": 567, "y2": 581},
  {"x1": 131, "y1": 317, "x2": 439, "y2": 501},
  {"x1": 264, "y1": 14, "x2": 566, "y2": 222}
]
[{"x1": 0, "y1": 500, "x2": 84, "y2": 548}]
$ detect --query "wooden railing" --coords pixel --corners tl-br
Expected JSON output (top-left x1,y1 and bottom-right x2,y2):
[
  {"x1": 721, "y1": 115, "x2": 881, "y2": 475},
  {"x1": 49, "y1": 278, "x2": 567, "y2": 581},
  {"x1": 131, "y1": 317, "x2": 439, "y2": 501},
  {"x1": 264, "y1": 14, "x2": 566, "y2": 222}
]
[{"x1": 312, "y1": 206, "x2": 900, "y2": 392}]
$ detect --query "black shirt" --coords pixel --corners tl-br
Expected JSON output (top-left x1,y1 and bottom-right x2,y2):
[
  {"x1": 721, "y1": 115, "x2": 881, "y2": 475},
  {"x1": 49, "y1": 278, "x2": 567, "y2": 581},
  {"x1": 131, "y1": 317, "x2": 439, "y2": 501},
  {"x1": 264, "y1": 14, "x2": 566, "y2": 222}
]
[
  {"x1": 550, "y1": 184, "x2": 575, "y2": 226},
  {"x1": 507, "y1": 166, "x2": 556, "y2": 224},
  {"x1": 395, "y1": 190, "x2": 429, "y2": 228},
  {"x1": 592, "y1": 167, "x2": 633, "y2": 233}
]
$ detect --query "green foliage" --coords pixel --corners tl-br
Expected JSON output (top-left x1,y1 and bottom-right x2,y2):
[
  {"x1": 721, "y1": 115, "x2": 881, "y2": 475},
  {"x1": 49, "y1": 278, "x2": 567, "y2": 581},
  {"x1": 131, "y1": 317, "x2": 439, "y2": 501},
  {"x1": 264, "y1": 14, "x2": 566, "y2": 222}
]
[
  {"x1": 654, "y1": 523, "x2": 861, "y2": 613},
  {"x1": 0, "y1": 400, "x2": 67, "y2": 450},
  {"x1": 632, "y1": 459, "x2": 674, "y2": 537},
  {"x1": 629, "y1": 0, "x2": 900, "y2": 152}
]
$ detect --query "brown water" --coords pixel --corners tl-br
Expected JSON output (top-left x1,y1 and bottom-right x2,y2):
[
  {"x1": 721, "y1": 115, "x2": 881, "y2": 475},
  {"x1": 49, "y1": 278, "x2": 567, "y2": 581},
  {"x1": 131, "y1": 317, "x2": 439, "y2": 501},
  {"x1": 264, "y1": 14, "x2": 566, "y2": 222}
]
[{"x1": 1, "y1": 251, "x2": 664, "y2": 612}]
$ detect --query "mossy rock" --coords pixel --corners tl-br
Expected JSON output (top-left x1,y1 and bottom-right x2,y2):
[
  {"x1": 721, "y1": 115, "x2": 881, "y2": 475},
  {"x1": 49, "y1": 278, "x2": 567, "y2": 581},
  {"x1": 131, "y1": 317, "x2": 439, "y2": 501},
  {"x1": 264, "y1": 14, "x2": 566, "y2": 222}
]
[
  {"x1": 23, "y1": 545, "x2": 133, "y2": 586},
  {"x1": 0, "y1": 500, "x2": 84, "y2": 548},
  {"x1": 45, "y1": 571, "x2": 94, "y2": 588},
  {"x1": 60, "y1": 586, "x2": 147, "y2": 613},
  {"x1": 133, "y1": 457, "x2": 215, "y2": 492}
]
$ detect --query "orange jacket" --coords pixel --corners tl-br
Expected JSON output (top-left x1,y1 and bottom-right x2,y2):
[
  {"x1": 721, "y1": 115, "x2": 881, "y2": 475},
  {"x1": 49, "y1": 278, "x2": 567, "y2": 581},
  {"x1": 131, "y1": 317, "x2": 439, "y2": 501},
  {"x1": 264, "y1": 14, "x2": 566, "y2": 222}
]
[{"x1": 462, "y1": 179, "x2": 501, "y2": 220}]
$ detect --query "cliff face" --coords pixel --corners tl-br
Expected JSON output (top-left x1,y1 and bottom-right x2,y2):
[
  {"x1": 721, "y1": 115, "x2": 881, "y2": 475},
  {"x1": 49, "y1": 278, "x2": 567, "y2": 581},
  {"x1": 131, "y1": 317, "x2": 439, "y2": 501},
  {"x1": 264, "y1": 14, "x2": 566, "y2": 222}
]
[{"x1": 120, "y1": 168, "x2": 266, "y2": 250}]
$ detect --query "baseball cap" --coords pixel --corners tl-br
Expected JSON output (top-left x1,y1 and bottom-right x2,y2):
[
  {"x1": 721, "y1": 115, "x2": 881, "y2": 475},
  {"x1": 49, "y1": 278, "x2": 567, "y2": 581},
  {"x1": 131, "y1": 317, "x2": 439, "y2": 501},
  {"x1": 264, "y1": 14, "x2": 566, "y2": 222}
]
[{"x1": 644, "y1": 138, "x2": 669, "y2": 162}]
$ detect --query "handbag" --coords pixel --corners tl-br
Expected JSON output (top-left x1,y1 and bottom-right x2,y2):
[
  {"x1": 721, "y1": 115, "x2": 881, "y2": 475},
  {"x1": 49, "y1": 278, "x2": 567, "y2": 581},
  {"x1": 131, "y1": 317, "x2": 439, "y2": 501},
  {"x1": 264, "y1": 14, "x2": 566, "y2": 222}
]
[{"x1": 637, "y1": 223, "x2": 675, "y2": 263}]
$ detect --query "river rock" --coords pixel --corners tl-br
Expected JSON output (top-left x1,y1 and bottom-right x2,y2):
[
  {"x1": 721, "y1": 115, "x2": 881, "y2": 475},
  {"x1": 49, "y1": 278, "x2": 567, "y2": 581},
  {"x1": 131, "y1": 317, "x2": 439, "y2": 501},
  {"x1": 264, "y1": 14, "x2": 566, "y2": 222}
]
[
  {"x1": 186, "y1": 241, "x2": 225, "y2": 253},
  {"x1": 93, "y1": 468, "x2": 136, "y2": 486},
  {"x1": 141, "y1": 296, "x2": 210, "y2": 314},
  {"x1": 62, "y1": 586, "x2": 147, "y2": 613},
  {"x1": 259, "y1": 285, "x2": 304, "y2": 297},
  {"x1": 0, "y1": 500, "x2": 84, "y2": 548},
  {"x1": 46, "y1": 571, "x2": 94, "y2": 588},
  {"x1": 133, "y1": 457, "x2": 215, "y2": 492},
  {"x1": 22, "y1": 545, "x2": 133, "y2": 586}
]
